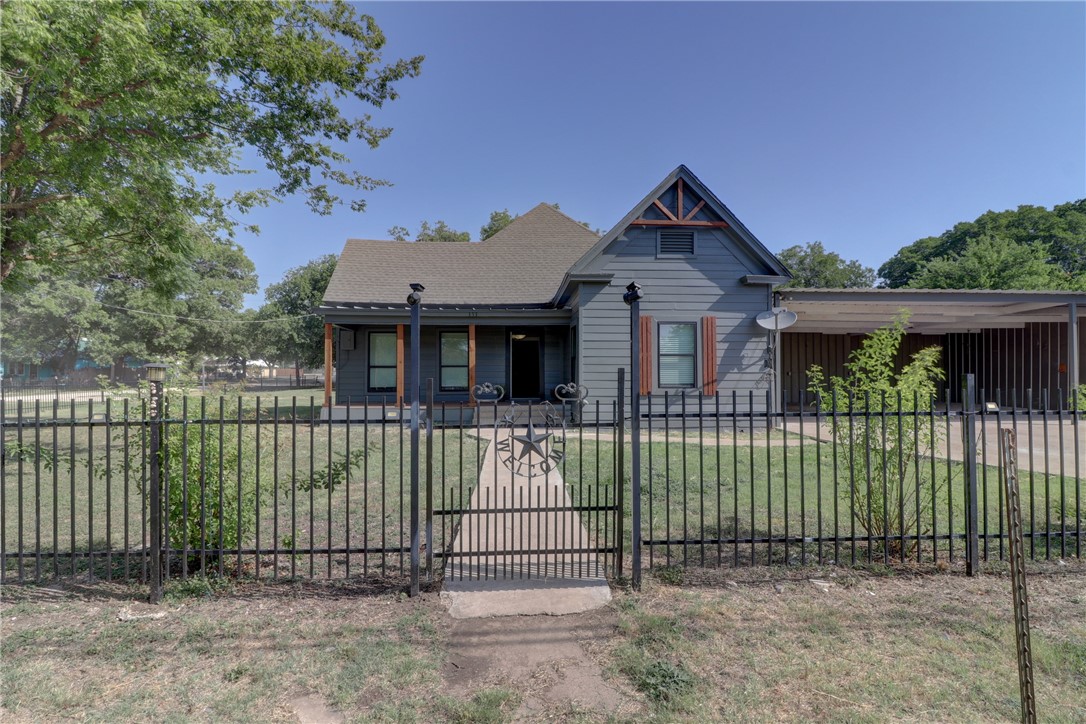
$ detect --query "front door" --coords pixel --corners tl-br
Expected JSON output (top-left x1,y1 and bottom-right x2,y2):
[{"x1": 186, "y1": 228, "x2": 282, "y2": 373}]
[{"x1": 509, "y1": 330, "x2": 542, "y2": 399}]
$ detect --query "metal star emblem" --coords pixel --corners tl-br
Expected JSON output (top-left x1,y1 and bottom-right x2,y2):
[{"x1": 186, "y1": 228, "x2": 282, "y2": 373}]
[{"x1": 511, "y1": 421, "x2": 552, "y2": 461}]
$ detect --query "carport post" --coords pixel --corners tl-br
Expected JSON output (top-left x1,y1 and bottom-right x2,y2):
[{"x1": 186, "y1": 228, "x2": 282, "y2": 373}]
[
  {"x1": 407, "y1": 284, "x2": 424, "y2": 597},
  {"x1": 1070, "y1": 302, "x2": 1079, "y2": 392},
  {"x1": 963, "y1": 373, "x2": 980, "y2": 576}
]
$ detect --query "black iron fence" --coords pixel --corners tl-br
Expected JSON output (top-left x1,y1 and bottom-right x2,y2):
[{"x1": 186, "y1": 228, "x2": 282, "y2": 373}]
[{"x1": 1, "y1": 381, "x2": 1082, "y2": 587}]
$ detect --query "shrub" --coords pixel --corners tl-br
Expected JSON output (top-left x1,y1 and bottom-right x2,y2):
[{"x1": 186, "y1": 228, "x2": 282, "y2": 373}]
[
  {"x1": 807, "y1": 311, "x2": 950, "y2": 557},
  {"x1": 155, "y1": 419, "x2": 260, "y2": 572}
]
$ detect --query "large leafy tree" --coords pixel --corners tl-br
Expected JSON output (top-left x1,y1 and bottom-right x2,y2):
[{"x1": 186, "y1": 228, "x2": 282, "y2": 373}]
[
  {"x1": 0, "y1": 235, "x2": 259, "y2": 376},
  {"x1": 387, "y1": 220, "x2": 470, "y2": 243},
  {"x1": 480, "y1": 209, "x2": 516, "y2": 240},
  {"x1": 1, "y1": 0, "x2": 422, "y2": 289},
  {"x1": 261, "y1": 255, "x2": 337, "y2": 377},
  {"x1": 878, "y1": 200, "x2": 1086, "y2": 289},
  {"x1": 777, "y1": 241, "x2": 875, "y2": 288},
  {"x1": 907, "y1": 235, "x2": 1082, "y2": 290}
]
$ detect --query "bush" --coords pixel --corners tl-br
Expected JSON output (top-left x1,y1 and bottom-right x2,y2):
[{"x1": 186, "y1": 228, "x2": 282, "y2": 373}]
[
  {"x1": 807, "y1": 311, "x2": 950, "y2": 557},
  {"x1": 155, "y1": 419, "x2": 260, "y2": 572}
]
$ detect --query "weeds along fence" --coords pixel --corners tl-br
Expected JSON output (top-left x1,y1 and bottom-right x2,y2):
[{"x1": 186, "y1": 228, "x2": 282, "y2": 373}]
[{"x1": 0, "y1": 386, "x2": 1082, "y2": 586}]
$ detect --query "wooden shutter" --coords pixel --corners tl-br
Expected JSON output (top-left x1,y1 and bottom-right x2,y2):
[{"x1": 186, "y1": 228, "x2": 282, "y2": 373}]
[
  {"x1": 639, "y1": 315, "x2": 654, "y2": 396},
  {"x1": 395, "y1": 324, "x2": 405, "y2": 404},
  {"x1": 701, "y1": 315, "x2": 717, "y2": 396}
]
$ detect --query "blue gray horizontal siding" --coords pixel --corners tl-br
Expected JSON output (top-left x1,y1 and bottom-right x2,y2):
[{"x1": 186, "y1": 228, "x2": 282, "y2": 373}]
[{"x1": 574, "y1": 227, "x2": 773, "y2": 413}]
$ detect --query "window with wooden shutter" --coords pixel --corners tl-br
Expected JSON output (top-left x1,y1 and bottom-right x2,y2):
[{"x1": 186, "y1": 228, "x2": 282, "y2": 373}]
[{"x1": 658, "y1": 322, "x2": 697, "y2": 388}]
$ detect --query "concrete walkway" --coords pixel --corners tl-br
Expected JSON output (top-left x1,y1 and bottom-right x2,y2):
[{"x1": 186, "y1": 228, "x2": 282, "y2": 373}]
[{"x1": 441, "y1": 428, "x2": 612, "y2": 619}]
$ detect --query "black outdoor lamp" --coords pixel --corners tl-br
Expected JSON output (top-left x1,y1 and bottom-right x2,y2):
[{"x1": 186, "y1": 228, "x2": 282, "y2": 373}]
[
  {"x1": 622, "y1": 281, "x2": 643, "y2": 306},
  {"x1": 144, "y1": 363, "x2": 167, "y2": 384},
  {"x1": 407, "y1": 283, "x2": 425, "y2": 306}
]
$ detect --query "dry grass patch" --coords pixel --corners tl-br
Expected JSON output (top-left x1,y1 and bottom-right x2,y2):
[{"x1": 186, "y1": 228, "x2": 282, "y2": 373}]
[
  {"x1": 0, "y1": 576, "x2": 513, "y2": 723},
  {"x1": 606, "y1": 561, "x2": 1086, "y2": 722}
]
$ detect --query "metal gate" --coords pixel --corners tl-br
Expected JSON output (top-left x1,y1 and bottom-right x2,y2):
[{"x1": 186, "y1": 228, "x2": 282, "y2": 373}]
[{"x1": 426, "y1": 382, "x2": 622, "y2": 583}]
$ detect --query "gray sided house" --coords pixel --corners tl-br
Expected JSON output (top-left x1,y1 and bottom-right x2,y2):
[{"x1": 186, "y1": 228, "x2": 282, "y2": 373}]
[{"x1": 317, "y1": 165, "x2": 791, "y2": 414}]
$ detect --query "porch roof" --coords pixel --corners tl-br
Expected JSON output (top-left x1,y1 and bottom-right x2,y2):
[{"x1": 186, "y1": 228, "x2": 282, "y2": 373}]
[{"x1": 777, "y1": 288, "x2": 1084, "y2": 334}]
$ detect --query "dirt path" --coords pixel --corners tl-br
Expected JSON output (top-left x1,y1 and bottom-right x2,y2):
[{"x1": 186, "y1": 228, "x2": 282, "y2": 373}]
[{"x1": 442, "y1": 606, "x2": 637, "y2": 720}]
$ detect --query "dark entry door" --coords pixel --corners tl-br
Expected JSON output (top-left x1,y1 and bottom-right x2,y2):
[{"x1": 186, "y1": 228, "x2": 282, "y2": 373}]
[{"x1": 509, "y1": 331, "x2": 542, "y2": 399}]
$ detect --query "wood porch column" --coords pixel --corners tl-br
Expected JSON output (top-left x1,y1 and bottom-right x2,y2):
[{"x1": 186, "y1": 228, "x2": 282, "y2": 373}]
[
  {"x1": 396, "y1": 324, "x2": 405, "y2": 404},
  {"x1": 323, "y1": 323, "x2": 333, "y2": 407},
  {"x1": 1070, "y1": 302, "x2": 1080, "y2": 390},
  {"x1": 468, "y1": 324, "x2": 477, "y2": 399}
]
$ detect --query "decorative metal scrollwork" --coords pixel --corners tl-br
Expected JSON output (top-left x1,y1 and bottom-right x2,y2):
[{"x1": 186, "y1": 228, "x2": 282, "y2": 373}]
[
  {"x1": 554, "y1": 382, "x2": 589, "y2": 403},
  {"x1": 541, "y1": 401, "x2": 563, "y2": 428},
  {"x1": 471, "y1": 382, "x2": 505, "y2": 402}
]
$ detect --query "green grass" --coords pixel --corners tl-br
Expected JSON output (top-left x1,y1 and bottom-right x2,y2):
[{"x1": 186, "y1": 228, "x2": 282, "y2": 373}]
[
  {"x1": 565, "y1": 431, "x2": 1082, "y2": 567},
  {"x1": 2, "y1": 423, "x2": 486, "y2": 581}
]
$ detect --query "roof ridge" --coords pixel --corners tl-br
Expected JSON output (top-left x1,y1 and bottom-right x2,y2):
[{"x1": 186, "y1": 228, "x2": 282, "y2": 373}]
[{"x1": 530, "y1": 202, "x2": 601, "y2": 238}]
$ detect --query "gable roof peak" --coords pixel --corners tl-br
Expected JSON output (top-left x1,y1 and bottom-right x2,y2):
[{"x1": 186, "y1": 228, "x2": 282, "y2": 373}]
[{"x1": 565, "y1": 164, "x2": 791, "y2": 278}]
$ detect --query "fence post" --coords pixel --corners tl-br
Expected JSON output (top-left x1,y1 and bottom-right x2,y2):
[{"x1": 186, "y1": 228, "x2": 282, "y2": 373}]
[
  {"x1": 624, "y1": 281, "x2": 644, "y2": 590},
  {"x1": 963, "y1": 373, "x2": 980, "y2": 576},
  {"x1": 1000, "y1": 428, "x2": 1037, "y2": 723},
  {"x1": 616, "y1": 368, "x2": 626, "y2": 579},
  {"x1": 425, "y1": 377, "x2": 434, "y2": 581},
  {"x1": 407, "y1": 283, "x2": 423, "y2": 597},
  {"x1": 145, "y1": 364, "x2": 167, "y2": 604}
]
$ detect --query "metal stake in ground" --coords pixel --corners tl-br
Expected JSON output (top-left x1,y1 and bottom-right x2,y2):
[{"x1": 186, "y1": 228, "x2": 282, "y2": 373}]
[
  {"x1": 145, "y1": 363, "x2": 167, "y2": 604},
  {"x1": 1000, "y1": 428, "x2": 1036, "y2": 724},
  {"x1": 408, "y1": 283, "x2": 424, "y2": 597},
  {"x1": 623, "y1": 281, "x2": 643, "y2": 590}
]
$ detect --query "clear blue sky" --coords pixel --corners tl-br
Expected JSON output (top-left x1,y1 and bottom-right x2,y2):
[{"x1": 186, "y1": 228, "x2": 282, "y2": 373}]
[{"x1": 233, "y1": 1, "x2": 1085, "y2": 306}]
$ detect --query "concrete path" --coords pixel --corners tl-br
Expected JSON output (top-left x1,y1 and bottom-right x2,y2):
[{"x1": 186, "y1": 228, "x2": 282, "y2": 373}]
[{"x1": 441, "y1": 428, "x2": 612, "y2": 619}]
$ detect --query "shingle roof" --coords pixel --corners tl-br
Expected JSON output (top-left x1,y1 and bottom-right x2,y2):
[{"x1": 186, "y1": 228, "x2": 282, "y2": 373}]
[{"x1": 322, "y1": 203, "x2": 601, "y2": 306}]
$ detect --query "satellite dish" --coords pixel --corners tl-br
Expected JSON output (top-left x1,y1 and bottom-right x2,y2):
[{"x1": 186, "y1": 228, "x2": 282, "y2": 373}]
[{"x1": 755, "y1": 308, "x2": 798, "y2": 331}]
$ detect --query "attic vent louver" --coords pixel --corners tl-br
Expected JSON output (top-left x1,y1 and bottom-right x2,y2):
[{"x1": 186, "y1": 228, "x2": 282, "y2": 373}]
[{"x1": 658, "y1": 229, "x2": 695, "y2": 256}]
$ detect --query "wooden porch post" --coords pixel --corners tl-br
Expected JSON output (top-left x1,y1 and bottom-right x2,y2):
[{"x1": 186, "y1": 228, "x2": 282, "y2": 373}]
[
  {"x1": 468, "y1": 324, "x2": 477, "y2": 399},
  {"x1": 396, "y1": 324, "x2": 405, "y2": 404},
  {"x1": 323, "y1": 323, "x2": 333, "y2": 408}
]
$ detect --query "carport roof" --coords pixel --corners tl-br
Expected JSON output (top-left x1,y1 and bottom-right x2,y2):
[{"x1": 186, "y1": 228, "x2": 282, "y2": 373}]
[{"x1": 777, "y1": 288, "x2": 1084, "y2": 334}]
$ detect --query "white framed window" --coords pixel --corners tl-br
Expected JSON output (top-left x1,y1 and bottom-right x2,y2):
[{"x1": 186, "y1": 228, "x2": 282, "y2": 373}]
[
  {"x1": 439, "y1": 331, "x2": 469, "y2": 391},
  {"x1": 658, "y1": 322, "x2": 696, "y2": 388},
  {"x1": 368, "y1": 331, "x2": 397, "y2": 392}
]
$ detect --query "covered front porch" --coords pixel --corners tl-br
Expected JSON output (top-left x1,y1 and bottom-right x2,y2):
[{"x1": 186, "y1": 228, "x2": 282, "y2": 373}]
[{"x1": 319, "y1": 305, "x2": 573, "y2": 419}]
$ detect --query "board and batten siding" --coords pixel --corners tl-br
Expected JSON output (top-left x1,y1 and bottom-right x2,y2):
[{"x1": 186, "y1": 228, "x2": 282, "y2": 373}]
[{"x1": 574, "y1": 226, "x2": 774, "y2": 412}]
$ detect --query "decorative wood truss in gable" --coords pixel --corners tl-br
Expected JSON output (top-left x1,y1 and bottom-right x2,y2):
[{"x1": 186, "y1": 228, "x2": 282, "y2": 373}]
[{"x1": 630, "y1": 178, "x2": 730, "y2": 228}]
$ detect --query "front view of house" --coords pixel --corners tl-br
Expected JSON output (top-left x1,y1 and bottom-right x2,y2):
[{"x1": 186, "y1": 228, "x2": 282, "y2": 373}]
[{"x1": 317, "y1": 165, "x2": 792, "y2": 414}]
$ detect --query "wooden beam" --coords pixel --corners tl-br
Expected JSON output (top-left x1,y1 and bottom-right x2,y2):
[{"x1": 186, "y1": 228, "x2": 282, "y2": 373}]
[
  {"x1": 323, "y1": 323, "x2": 333, "y2": 407},
  {"x1": 684, "y1": 200, "x2": 705, "y2": 221},
  {"x1": 639, "y1": 316, "x2": 654, "y2": 396},
  {"x1": 702, "y1": 315, "x2": 717, "y2": 396},
  {"x1": 652, "y1": 199, "x2": 678, "y2": 221},
  {"x1": 395, "y1": 324, "x2": 405, "y2": 404},
  {"x1": 468, "y1": 324, "x2": 477, "y2": 400},
  {"x1": 676, "y1": 178, "x2": 684, "y2": 221},
  {"x1": 631, "y1": 219, "x2": 730, "y2": 228}
]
